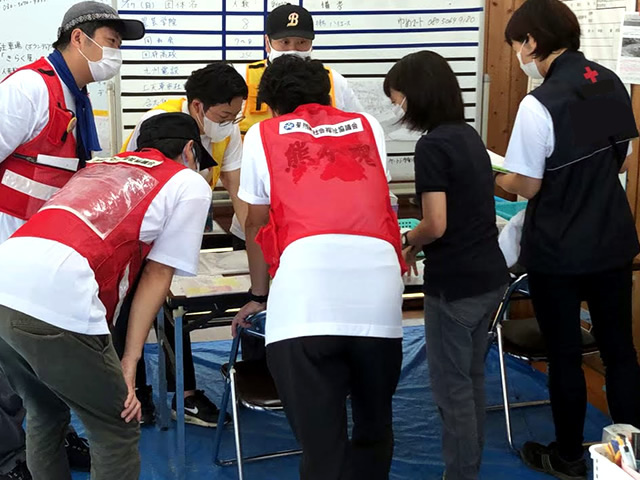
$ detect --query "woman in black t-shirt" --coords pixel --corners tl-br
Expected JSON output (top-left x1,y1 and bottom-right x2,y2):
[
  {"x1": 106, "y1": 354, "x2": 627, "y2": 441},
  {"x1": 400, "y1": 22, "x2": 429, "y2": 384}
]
[{"x1": 384, "y1": 51, "x2": 508, "y2": 480}]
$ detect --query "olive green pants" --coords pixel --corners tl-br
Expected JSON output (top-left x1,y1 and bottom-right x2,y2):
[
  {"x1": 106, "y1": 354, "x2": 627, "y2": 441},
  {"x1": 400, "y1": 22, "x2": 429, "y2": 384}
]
[{"x1": 0, "y1": 305, "x2": 140, "y2": 480}]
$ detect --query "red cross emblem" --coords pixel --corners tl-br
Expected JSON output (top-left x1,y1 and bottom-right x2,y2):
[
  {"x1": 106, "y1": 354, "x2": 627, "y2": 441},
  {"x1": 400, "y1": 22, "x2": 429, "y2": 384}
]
[{"x1": 584, "y1": 66, "x2": 599, "y2": 83}]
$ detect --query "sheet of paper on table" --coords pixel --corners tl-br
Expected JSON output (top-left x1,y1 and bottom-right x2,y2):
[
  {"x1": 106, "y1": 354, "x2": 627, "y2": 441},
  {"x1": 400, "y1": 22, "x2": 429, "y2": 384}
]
[
  {"x1": 197, "y1": 251, "x2": 249, "y2": 276},
  {"x1": 170, "y1": 274, "x2": 251, "y2": 298}
]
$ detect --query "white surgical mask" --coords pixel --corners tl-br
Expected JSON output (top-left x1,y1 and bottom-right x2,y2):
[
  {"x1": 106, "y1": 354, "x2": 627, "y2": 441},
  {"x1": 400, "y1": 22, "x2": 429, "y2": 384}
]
[
  {"x1": 268, "y1": 44, "x2": 313, "y2": 63},
  {"x1": 203, "y1": 115, "x2": 234, "y2": 142},
  {"x1": 517, "y1": 40, "x2": 544, "y2": 80},
  {"x1": 391, "y1": 97, "x2": 406, "y2": 121},
  {"x1": 194, "y1": 106, "x2": 234, "y2": 143},
  {"x1": 78, "y1": 32, "x2": 122, "y2": 82}
]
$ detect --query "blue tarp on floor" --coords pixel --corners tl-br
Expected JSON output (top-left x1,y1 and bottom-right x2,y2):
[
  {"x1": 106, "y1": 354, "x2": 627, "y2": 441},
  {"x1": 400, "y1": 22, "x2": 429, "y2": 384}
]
[{"x1": 71, "y1": 325, "x2": 609, "y2": 479}]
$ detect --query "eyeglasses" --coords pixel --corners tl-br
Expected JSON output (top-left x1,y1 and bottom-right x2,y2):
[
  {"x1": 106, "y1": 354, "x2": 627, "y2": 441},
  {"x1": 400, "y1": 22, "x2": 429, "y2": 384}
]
[{"x1": 219, "y1": 115, "x2": 246, "y2": 127}]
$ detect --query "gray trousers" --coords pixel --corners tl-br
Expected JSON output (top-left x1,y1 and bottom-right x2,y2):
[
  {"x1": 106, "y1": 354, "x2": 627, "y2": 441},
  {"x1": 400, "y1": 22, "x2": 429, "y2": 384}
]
[
  {"x1": 424, "y1": 285, "x2": 506, "y2": 480},
  {"x1": 0, "y1": 367, "x2": 25, "y2": 474},
  {"x1": 0, "y1": 305, "x2": 140, "y2": 480}
]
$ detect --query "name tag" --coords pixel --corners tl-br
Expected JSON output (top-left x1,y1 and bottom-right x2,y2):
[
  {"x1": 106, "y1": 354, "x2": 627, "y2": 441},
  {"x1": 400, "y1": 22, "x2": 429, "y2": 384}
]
[
  {"x1": 88, "y1": 155, "x2": 162, "y2": 168},
  {"x1": 279, "y1": 118, "x2": 365, "y2": 137},
  {"x1": 36, "y1": 154, "x2": 79, "y2": 172}
]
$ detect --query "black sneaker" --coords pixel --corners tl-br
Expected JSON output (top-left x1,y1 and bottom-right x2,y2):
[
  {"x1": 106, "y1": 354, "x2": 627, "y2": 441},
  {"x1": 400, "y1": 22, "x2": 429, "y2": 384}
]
[
  {"x1": 65, "y1": 431, "x2": 91, "y2": 472},
  {"x1": 136, "y1": 385, "x2": 156, "y2": 426},
  {"x1": 520, "y1": 441, "x2": 587, "y2": 480},
  {"x1": 171, "y1": 390, "x2": 230, "y2": 428},
  {"x1": 0, "y1": 461, "x2": 31, "y2": 480}
]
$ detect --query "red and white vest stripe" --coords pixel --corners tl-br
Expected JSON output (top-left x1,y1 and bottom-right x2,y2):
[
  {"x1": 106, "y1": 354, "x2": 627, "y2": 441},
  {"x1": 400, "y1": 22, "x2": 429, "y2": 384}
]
[{"x1": 0, "y1": 57, "x2": 79, "y2": 221}]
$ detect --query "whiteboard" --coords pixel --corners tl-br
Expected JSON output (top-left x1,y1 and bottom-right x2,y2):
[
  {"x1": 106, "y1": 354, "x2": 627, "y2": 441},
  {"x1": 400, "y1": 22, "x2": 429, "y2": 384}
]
[
  {"x1": 0, "y1": 0, "x2": 118, "y2": 155},
  {"x1": 117, "y1": 0, "x2": 486, "y2": 183}
]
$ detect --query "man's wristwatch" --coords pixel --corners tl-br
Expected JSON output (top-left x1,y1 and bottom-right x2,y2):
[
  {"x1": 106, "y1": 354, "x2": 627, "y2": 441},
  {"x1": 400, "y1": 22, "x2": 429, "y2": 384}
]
[
  {"x1": 402, "y1": 231, "x2": 410, "y2": 249},
  {"x1": 248, "y1": 289, "x2": 268, "y2": 303}
]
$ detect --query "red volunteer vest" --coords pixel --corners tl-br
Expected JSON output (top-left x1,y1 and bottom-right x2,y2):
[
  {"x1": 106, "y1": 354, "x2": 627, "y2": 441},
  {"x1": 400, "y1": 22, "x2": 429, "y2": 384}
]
[
  {"x1": 0, "y1": 57, "x2": 78, "y2": 221},
  {"x1": 12, "y1": 149, "x2": 185, "y2": 327},
  {"x1": 257, "y1": 104, "x2": 406, "y2": 277}
]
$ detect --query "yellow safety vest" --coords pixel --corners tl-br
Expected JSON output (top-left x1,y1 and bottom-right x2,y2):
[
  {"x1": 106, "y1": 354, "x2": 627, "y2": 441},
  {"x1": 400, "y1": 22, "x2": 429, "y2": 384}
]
[
  {"x1": 239, "y1": 60, "x2": 336, "y2": 136},
  {"x1": 121, "y1": 98, "x2": 230, "y2": 187}
]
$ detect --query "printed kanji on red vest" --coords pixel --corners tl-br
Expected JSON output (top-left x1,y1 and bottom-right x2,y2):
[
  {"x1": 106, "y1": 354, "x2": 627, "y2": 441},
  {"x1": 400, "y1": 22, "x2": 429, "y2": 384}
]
[{"x1": 256, "y1": 103, "x2": 406, "y2": 277}]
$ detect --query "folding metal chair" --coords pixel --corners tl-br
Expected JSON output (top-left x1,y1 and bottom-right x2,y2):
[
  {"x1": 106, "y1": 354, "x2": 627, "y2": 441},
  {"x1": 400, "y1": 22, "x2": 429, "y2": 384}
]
[
  {"x1": 212, "y1": 312, "x2": 301, "y2": 480},
  {"x1": 486, "y1": 273, "x2": 600, "y2": 451}
]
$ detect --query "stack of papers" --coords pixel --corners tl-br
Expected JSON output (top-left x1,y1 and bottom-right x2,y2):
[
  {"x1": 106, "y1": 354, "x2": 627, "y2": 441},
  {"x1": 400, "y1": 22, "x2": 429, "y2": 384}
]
[{"x1": 169, "y1": 250, "x2": 252, "y2": 298}]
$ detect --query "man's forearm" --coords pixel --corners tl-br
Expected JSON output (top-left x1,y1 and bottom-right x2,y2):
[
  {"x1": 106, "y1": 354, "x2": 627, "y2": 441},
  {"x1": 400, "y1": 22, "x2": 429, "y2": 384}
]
[
  {"x1": 122, "y1": 261, "x2": 175, "y2": 363},
  {"x1": 245, "y1": 224, "x2": 270, "y2": 295},
  {"x1": 221, "y1": 170, "x2": 248, "y2": 233},
  {"x1": 229, "y1": 192, "x2": 248, "y2": 233}
]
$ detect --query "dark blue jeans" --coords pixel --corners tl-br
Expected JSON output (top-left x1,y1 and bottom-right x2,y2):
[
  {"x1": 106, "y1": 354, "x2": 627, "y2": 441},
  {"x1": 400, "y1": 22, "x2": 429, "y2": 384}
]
[{"x1": 424, "y1": 285, "x2": 506, "y2": 480}]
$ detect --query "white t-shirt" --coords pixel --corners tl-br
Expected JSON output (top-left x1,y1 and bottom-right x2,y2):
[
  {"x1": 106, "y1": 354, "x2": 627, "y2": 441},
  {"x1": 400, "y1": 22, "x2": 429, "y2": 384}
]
[
  {"x1": 329, "y1": 69, "x2": 364, "y2": 113},
  {"x1": 126, "y1": 99, "x2": 243, "y2": 173},
  {"x1": 0, "y1": 61, "x2": 77, "y2": 243},
  {"x1": 238, "y1": 112, "x2": 403, "y2": 346},
  {"x1": 505, "y1": 95, "x2": 633, "y2": 178},
  {"x1": 127, "y1": 100, "x2": 244, "y2": 240},
  {"x1": 0, "y1": 168, "x2": 212, "y2": 335}
]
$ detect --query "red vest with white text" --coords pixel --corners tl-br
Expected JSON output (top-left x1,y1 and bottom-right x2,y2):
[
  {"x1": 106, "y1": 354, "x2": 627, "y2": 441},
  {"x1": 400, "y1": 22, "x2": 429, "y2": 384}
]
[
  {"x1": 0, "y1": 57, "x2": 79, "y2": 221},
  {"x1": 12, "y1": 149, "x2": 185, "y2": 327},
  {"x1": 257, "y1": 104, "x2": 406, "y2": 277}
]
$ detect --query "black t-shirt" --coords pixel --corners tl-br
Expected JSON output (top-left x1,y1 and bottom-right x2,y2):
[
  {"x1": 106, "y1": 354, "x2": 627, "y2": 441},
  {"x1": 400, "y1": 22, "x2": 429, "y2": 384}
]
[{"x1": 414, "y1": 123, "x2": 508, "y2": 300}]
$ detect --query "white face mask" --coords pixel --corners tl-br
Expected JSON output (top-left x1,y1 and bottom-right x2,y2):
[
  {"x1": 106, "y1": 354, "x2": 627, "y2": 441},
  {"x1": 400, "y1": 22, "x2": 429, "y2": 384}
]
[
  {"x1": 517, "y1": 40, "x2": 544, "y2": 80},
  {"x1": 78, "y1": 32, "x2": 122, "y2": 82},
  {"x1": 203, "y1": 115, "x2": 234, "y2": 142},
  {"x1": 391, "y1": 97, "x2": 406, "y2": 121},
  {"x1": 268, "y1": 44, "x2": 313, "y2": 63}
]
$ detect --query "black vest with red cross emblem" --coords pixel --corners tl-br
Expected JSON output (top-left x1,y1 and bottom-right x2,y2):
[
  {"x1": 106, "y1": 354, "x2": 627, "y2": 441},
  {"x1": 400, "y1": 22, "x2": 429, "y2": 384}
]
[{"x1": 521, "y1": 50, "x2": 639, "y2": 274}]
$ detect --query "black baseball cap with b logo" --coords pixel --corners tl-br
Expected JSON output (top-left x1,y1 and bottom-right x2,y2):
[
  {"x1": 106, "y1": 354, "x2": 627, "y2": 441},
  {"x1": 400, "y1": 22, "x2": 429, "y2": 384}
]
[{"x1": 266, "y1": 4, "x2": 315, "y2": 40}]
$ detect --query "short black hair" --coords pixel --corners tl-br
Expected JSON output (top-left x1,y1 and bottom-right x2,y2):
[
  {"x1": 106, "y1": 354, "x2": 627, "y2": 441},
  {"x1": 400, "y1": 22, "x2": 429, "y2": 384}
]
[
  {"x1": 52, "y1": 20, "x2": 126, "y2": 50},
  {"x1": 257, "y1": 56, "x2": 331, "y2": 115},
  {"x1": 505, "y1": 0, "x2": 580, "y2": 59},
  {"x1": 383, "y1": 50, "x2": 465, "y2": 132},
  {"x1": 185, "y1": 62, "x2": 248, "y2": 110},
  {"x1": 136, "y1": 138, "x2": 189, "y2": 160}
]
